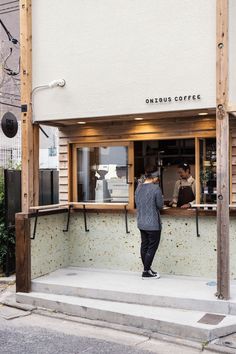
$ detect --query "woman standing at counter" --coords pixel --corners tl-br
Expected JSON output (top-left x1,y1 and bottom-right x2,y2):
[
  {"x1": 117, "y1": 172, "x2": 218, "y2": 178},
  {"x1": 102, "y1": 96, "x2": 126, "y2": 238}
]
[
  {"x1": 170, "y1": 163, "x2": 195, "y2": 208},
  {"x1": 135, "y1": 164, "x2": 163, "y2": 279}
]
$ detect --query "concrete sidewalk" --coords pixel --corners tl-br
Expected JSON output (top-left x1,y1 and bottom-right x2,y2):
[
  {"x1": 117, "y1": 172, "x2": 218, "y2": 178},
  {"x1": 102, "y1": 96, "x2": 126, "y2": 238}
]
[
  {"x1": 13, "y1": 267, "x2": 236, "y2": 344},
  {"x1": 0, "y1": 280, "x2": 235, "y2": 353}
]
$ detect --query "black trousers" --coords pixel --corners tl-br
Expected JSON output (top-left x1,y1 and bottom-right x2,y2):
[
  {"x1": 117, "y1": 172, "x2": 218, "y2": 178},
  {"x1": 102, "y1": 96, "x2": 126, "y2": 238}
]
[{"x1": 140, "y1": 229, "x2": 161, "y2": 271}]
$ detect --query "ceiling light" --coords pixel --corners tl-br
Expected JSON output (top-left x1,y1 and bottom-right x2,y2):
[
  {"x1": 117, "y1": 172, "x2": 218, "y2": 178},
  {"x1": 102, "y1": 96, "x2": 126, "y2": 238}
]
[
  {"x1": 134, "y1": 117, "x2": 144, "y2": 120},
  {"x1": 198, "y1": 112, "x2": 208, "y2": 116},
  {"x1": 78, "y1": 121, "x2": 86, "y2": 124}
]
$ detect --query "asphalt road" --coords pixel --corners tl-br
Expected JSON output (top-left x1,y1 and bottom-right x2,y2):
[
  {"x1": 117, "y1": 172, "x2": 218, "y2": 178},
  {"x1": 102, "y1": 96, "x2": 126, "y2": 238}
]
[
  {"x1": 0, "y1": 309, "x2": 207, "y2": 354},
  {"x1": 0, "y1": 324, "x2": 153, "y2": 354}
]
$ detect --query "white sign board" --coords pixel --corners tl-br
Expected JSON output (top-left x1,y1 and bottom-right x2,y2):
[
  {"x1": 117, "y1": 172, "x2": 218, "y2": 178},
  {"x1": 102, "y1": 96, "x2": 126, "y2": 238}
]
[{"x1": 32, "y1": 0, "x2": 219, "y2": 122}]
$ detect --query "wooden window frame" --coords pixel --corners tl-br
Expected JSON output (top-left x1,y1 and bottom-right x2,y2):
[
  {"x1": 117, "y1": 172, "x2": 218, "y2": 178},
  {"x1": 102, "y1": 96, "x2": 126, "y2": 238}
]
[
  {"x1": 68, "y1": 135, "x2": 221, "y2": 212},
  {"x1": 71, "y1": 141, "x2": 134, "y2": 209}
]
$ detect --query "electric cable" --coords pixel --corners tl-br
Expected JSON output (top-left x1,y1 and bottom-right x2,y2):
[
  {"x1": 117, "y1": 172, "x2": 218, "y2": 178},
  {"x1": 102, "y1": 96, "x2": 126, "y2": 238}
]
[
  {"x1": 0, "y1": 100, "x2": 20, "y2": 108},
  {"x1": 0, "y1": 8, "x2": 19, "y2": 15},
  {"x1": 0, "y1": 5, "x2": 19, "y2": 12},
  {"x1": 0, "y1": 1, "x2": 19, "y2": 7},
  {"x1": 0, "y1": 19, "x2": 19, "y2": 44}
]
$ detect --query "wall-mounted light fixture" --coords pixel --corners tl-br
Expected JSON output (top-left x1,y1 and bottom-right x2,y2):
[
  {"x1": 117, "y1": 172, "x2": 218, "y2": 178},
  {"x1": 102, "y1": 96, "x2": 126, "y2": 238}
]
[
  {"x1": 198, "y1": 112, "x2": 208, "y2": 116},
  {"x1": 31, "y1": 79, "x2": 66, "y2": 122}
]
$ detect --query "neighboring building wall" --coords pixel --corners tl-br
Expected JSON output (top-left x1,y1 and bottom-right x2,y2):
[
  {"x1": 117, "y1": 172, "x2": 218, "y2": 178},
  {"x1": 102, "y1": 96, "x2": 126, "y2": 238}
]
[
  {"x1": 0, "y1": 3, "x2": 59, "y2": 169},
  {"x1": 39, "y1": 125, "x2": 59, "y2": 169},
  {"x1": 0, "y1": 0, "x2": 21, "y2": 168}
]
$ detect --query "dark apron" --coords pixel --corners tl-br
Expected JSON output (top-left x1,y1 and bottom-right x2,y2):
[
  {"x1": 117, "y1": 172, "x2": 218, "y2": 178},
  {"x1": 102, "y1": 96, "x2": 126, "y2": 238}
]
[{"x1": 177, "y1": 182, "x2": 195, "y2": 207}]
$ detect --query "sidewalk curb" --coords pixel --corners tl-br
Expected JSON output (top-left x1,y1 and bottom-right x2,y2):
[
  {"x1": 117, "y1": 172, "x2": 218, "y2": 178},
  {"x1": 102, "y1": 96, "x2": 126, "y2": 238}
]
[
  {"x1": 32, "y1": 308, "x2": 236, "y2": 354},
  {"x1": 32, "y1": 307, "x2": 205, "y2": 351},
  {"x1": 0, "y1": 276, "x2": 15, "y2": 285},
  {"x1": 0, "y1": 299, "x2": 36, "y2": 312}
]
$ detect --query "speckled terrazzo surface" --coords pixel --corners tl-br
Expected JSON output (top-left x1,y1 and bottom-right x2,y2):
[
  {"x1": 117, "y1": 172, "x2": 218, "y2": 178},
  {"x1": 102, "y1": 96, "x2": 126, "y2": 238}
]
[{"x1": 31, "y1": 213, "x2": 236, "y2": 279}]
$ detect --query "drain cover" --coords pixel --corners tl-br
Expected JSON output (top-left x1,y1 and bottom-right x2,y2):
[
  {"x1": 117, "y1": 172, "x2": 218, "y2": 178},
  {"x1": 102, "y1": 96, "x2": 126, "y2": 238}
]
[{"x1": 198, "y1": 313, "x2": 225, "y2": 325}]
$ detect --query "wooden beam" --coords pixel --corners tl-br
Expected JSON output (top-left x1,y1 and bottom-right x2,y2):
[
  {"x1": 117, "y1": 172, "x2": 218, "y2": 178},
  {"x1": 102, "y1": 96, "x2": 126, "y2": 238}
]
[
  {"x1": 216, "y1": 0, "x2": 230, "y2": 300},
  {"x1": 227, "y1": 105, "x2": 236, "y2": 112},
  {"x1": 15, "y1": 214, "x2": 31, "y2": 292}
]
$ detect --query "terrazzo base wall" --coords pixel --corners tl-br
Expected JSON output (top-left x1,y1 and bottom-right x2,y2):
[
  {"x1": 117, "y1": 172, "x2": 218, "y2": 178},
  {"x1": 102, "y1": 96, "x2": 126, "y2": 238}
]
[
  {"x1": 31, "y1": 214, "x2": 70, "y2": 279},
  {"x1": 31, "y1": 212, "x2": 236, "y2": 279}
]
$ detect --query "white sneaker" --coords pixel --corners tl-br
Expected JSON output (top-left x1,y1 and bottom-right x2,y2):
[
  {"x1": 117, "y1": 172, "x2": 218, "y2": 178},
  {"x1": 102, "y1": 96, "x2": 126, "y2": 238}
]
[{"x1": 149, "y1": 269, "x2": 160, "y2": 278}]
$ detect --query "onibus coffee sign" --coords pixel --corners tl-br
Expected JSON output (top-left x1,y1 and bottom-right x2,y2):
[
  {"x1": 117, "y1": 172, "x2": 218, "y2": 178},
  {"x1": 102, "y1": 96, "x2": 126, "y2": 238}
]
[{"x1": 145, "y1": 94, "x2": 201, "y2": 105}]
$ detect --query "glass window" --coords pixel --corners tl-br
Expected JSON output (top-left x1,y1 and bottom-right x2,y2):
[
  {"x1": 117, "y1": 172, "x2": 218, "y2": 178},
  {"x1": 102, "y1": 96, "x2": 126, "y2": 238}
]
[
  {"x1": 76, "y1": 145, "x2": 129, "y2": 203},
  {"x1": 134, "y1": 139, "x2": 195, "y2": 204}
]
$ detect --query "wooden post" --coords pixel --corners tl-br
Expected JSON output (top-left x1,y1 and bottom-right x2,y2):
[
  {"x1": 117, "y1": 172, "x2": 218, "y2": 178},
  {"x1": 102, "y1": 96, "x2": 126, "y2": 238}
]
[
  {"x1": 20, "y1": 0, "x2": 39, "y2": 211},
  {"x1": 15, "y1": 214, "x2": 31, "y2": 292},
  {"x1": 216, "y1": 0, "x2": 230, "y2": 300},
  {"x1": 17, "y1": 0, "x2": 39, "y2": 292}
]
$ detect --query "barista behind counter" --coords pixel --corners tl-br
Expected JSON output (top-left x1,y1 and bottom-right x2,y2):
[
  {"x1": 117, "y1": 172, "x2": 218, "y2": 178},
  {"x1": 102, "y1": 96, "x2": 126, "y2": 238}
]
[{"x1": 169, "y1": 163, "x2": 195, "y2": 209}]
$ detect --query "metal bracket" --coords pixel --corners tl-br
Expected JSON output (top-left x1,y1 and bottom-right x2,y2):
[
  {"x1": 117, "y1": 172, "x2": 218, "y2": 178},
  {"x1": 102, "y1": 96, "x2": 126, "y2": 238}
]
[
  {"x1": 83, "y1": 204, "x2": 90, "y2": 232},
  {"x1": 195, "y1": 208, "x2": 200, "y2": 237},
  {"x1": 126, "y1": 163, "x2": 133, "y2": 185},
  {"x1": 31, "y1": 210, "x2": 39, "y2": 240},
  {"x1": 63, "y1": 205, "x2": 72, "y2": 232},
  {"x1": 31, "y1": 206, "x2": 72, "y2": 240},
  {"x1": 125, "y1": 205, "x2": 130, "y2": 234},
  {"x1": 81, "y1": 204, "x2": 129, "y2": 234}
]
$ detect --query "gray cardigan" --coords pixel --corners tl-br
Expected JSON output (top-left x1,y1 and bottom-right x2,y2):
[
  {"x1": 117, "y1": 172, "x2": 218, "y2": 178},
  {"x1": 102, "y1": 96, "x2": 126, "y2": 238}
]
[{"x1": 135, "y1": 183, "x2": 163, "y2": 231}]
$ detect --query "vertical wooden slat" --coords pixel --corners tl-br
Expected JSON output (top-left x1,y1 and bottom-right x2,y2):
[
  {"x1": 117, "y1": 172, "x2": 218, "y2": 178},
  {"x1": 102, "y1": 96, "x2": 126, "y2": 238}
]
[
  {"x1": 72, "y1": 145, "x2": 78, "y2": 202},
  {"x1": 67, "y1": 143, "x2": 73, "y2": 202},
  {"x1": 128, "y1": 141, "x2": 134, "y2": 209},
  {"x1": 216, "y1": 0, "x2": 230, "y2": 300},
  {"x1": 33, "y1": 124, "x2": 39, "y2": 205},
  {"x1": 230, "y1": 132, "x2": 232, "y2": 204},
  {"x1": 195, "y1": 137, "x2": 200, "y2": 204},
  {"x1": 15, "y1": 214, "x2": 31, "y2": 292}
]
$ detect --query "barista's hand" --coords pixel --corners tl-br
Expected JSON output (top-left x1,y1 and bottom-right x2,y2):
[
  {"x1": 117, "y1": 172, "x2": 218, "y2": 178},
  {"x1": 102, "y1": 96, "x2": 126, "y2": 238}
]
[{"x1": 181, "y1": 203, "x2": 191, "y2": 209}]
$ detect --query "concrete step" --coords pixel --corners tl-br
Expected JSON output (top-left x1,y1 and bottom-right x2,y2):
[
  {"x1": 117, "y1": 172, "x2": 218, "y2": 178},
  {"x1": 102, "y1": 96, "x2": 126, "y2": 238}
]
[
  {"x1": 30, "y1": 267, "x2": 235, "y2": 315},
  {"x1": 16, "y1": 291, "x2": 236, "y2": 342}
]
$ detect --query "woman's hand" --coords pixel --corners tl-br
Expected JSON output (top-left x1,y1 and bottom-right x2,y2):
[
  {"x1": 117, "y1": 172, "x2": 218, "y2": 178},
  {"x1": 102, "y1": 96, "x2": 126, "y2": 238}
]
[{"x1": 180, "y1": 203, "x2": 191, "y2": 209}]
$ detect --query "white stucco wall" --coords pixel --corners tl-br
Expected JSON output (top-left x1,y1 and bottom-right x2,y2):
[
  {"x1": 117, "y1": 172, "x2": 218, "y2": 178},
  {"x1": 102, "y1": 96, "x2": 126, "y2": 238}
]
[
  {"x1": 31, "y1": 212, "x2": 236, "y2": 280},
  {"x1": 31, "y1": 0, "x2": 219, "y2": 122}
]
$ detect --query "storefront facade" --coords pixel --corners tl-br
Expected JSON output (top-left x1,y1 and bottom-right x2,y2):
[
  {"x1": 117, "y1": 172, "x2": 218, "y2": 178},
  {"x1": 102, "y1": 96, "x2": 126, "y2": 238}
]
[{"x1": 17, "y1": 0, "x2": 236, "y2": 299}]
